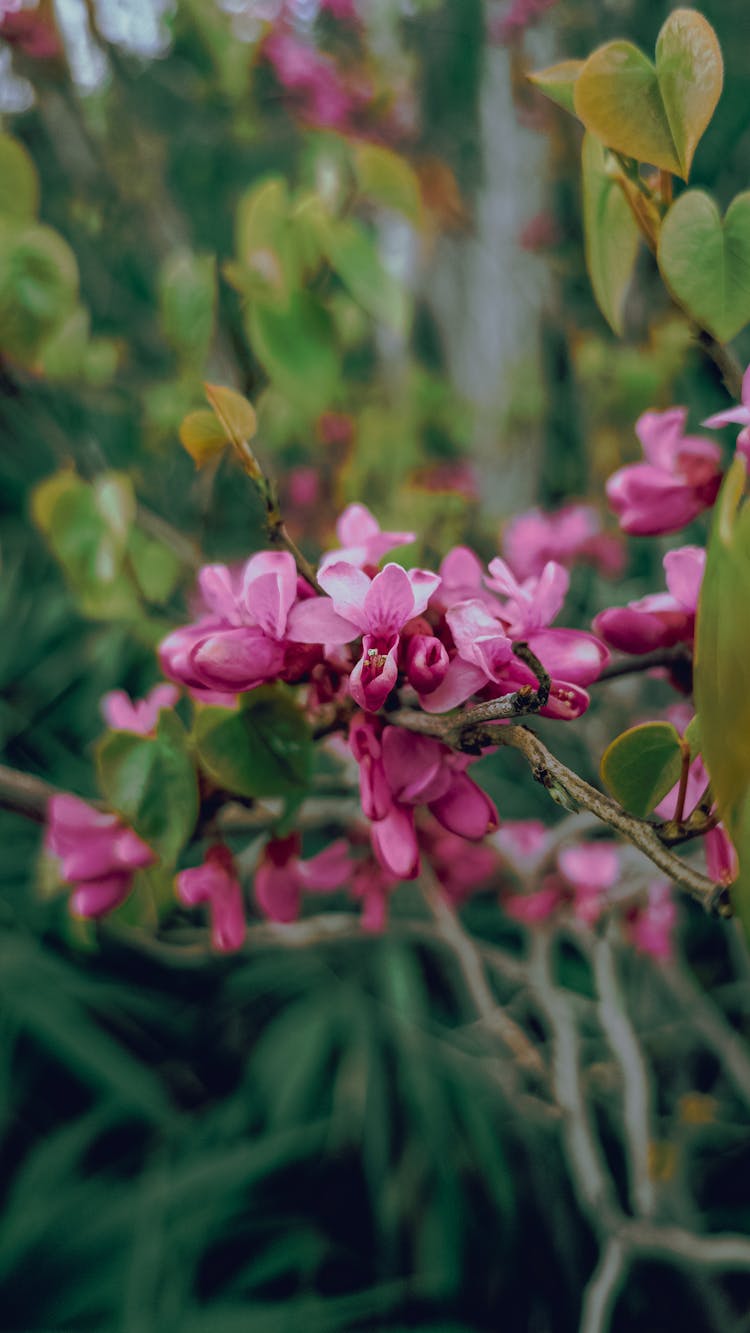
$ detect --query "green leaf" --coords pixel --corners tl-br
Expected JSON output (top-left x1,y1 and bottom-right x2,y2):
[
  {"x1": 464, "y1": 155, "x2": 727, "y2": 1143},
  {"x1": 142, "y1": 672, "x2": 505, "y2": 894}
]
[
  {"x1": 247, "y1": 293, "x2": 339, "y2": 416},
  {"x1": 684, "y1": 713, "x2": 702, "y2": 759},
  {"x1": 194, "y1": 687, "x2": 312, "y2": 800},
  {"x1": 353, "y1": 143, "x2": 422, "y2": 223},
  {"x1": 0, "y1": 133, "x2": 40, "y2": 222},
  {"x1": 234, "y1": 177, "x2": 296, "y2": 304},
  {"x1": 325, "y1": 219, "x2": 408, "y2": 334},
  {"x1": 581, "y1": 133, "x2": 641, "y2": 335},
  {"x1": 657, "y1": 190, "x2": 750, "y2": 344},
  {"x1": 600, "y1": 721, "x2": 684, "y2": 818},
  {"x1": 127, "y1": 528, "x2": 183, "y2": 605},
  {"x1": 0, "y1": 221, "x2": 79, "y2": 363},
  {"x1": 158, "y1": 249, "x2": 216, "y2": 369},
  {"x1": 695, "y1": 456, "x2": 750, "y2": 934},
  {"x1": 574, "y1": 9, "x2": 723, "y2": 179},
  {"x1": 528, "y1": 59, "x2": 583, "y2": 115},
  {"x1": 96, "y1": 709, "x2": 198, "y2": 866}
]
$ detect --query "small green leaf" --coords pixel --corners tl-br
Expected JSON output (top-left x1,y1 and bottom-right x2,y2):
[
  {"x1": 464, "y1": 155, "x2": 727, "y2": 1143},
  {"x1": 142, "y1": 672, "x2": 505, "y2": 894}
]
[
  {"x1": 247, "y1": 293, "x2": 339, "y2": 416},
  {"x1": 158, "y1": 249, "x2": 216, "y2": 370},
  {"x1": 0, "y1": 221, "x2": 79, "y2": 363},
  {"x1": 574, "y1": 9, "x2": 723, "y2": 180},
  {"x1": 0, "y1": 133, "x2": 40, "y2": 222},
  {"x1": 127, "y1": 528, "x2": 183, "y2": 605},
  {"x1": 528, "y1": 59, "x2": 584, "y2": 115},
  {"x1": 353, "y1": 143, "x2": 422, "y2": 223},
  {"x1": 96, "y1": 710, "x2": 198, "y2": 865},
  {"x1": 325, "y1": 219, "x2": 408, "y2": 334},
  {"x1": 600, "y1": 721, "x2": 684, "y2": 817},
  {"x1": 581, "y1": 133, "x2": 640, "y2": 334},
  {"x1": 195, "y1": 687, "x2": 312, "y2": 800},
  {"x1": 684, "y1": 713, "x2": 702, "y2": 759},
  {"x1": 203, "y1": 383, "x2": 257, "y2": 446},
  {"x1": 657, "y1": 190, "x2": 750, "y2": 344}
]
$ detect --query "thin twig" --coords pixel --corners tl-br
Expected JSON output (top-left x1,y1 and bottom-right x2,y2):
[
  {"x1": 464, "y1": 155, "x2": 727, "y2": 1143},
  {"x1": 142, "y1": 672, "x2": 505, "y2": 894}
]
[
  {"x1": 579, "y1": 1238, "x2": 629, "y2": 1333},
  {"x1": 596, "y1": 645, "x2": 692, "y2": 683},
  {"x1": 696, "y1": 330, "x2": 744, "y2": 402},
  {"x1": 420, "y1": 873, "x2": 546, "y2": 1077},
  {"x1": 0, "y1": 764, "x2": 60, "y2": 823}
]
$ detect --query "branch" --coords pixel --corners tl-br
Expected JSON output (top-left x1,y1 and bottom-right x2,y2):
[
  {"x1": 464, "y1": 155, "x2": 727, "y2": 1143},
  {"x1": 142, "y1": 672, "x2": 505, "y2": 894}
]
[
  {"x1": 596, "y1": 645, "x2": 692, "y2": 683},
  {"x1": 0, "y1": 764, "x2": 59, "y2": 823},
  {"x1": 696, "y1": 330, "x2": 744, "y2": 402},
  {"x1": 580, "y1": 1238, "x2": 628, "y2": 1333},
  {"x1": 420, "y1": 872, "x2": 546, "y2": 1077}
]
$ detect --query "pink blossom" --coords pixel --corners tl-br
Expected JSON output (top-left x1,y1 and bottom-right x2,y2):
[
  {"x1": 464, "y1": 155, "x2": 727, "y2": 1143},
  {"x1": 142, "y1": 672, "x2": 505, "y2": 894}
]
[
  {"x1": 45, "y1": 794, "x2": 154, "y2": 918},
  {"x1": 705, "y1": 827, "x2": 739, "y2": 886},
  {"x1": 263, "y1": 30, "x2": 359, "y2": 131},
  {"x1": 350, "y1": 720, "x2": 498, "y2": 880},
  {"x1": 100, "y1": 683, "x2": 179, "y2": 735},
  {"x1": 502, "y1": 504, "x2": 624, "y2": 580},
  {"x1": 176, "y1": 844, "x2": 245, "y2": 952},
  {"x1": 654, "y1": 713, "x2": 737, "y2": 887},
  {"x1": 423, "y1": 823, "x2": 497, "y2": 904},
  {"x1": 504, "y1": 878, "x2": 562, "y2": 923},
  {"x1": 349, "y1": 857, "x2": 399, "y2": 932},
  {"x1": 625, "y1": 881, "x2": 676, "y2": 960},
  {"x1": 490, "y1": 0, "x2": 558, "y2": 44},
  {"x1": 557, "y1": 842, "x2": 620, "y2": 924},
  {"x1": 289, "y1": 561, "x2": 440, "y2": 711},
  {"x1": 703, "y1": 364, "x2": 750, "y2": 461},
  {"x1": 319, "y1": 503, "x2": 415, "y2": 573},
  {"x1": 606, "y1": 408, "x2": 722, "y2": 536},
  {"x1": 254, "y1": 833, "x2": 352, "y2": 923},
  {"x1": 495, "y1": 820, "x2": 549, "y2": 866},
  {"x1": 593, "y1": 546, "x2": 705, "y2": 655},
  {"x1": 160, "y1": 551, "x2": 324, "y2": 695},
  {"x1": 287, "y1": 466, "x2": 320, "y2": 511}
]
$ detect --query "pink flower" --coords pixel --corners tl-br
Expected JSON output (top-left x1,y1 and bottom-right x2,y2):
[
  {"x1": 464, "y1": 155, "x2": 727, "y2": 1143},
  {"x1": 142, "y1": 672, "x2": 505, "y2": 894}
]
[
  {"x1": 263, "y1": 30, "x2": 359, "y2": 130},
  {"x1": 287, "y1": 466, "x2": 320, "y2": 511},
  {"x1": 593, "y1": 546, "x2": 705, "y2": 655},
  {"x1": 625, "y1": 881, "x2": 676, "y2": 960},
  {"x1": 289, "y1": 561, "x2": 440, "y2": 711},
  {"x1": 405, "y1": 634, "x2": 450, "y2": 694},
  {"x1": 352, "y1": 722, "x2": 498, "y2": 880},
  {"x1": 654, "y1": 711, "x2": 738, "y2": 887},
  {"x1": 557, "y1": 842, "x2": 620, "y2": 924},
  {"x1": 504, "y1": 878, "x2": 562, "y2": 923},
  {"x1": 495, "y1": 820, "x2": 550, "y2": 866},
  {"x1": 160, "y1": 552, "x2": 325, "y2": 695},
  {"x1": 319, "y1": 503, "x2": 415, "y2": 572},
  {"x1": 349, "y1": 857, "x2": 399, "y2": 933},
  {"x1": 424, "y1": 823, "x2": 497, "y2": 904},
  {"x1": 703, "y1": 364, "x2": 750, "y2": 460},
  {"x1": 100, "y1": 683, "x2": 179, "y2": 735},
  {"x1": 502, "y1": 504, "x2": 624, "y2": 580},
  {"x1": 45, "y1": 794, "x2": 154, "y2": 918},
  {"x1": 606, "y1": 408, "x2": 722, "y2": 536},
  {"x1": 176, "y1": 844, "x2": 245, "y2": 952},
  {"x1": 254, "y1": 833, "x2": 352, "y2": 923}
]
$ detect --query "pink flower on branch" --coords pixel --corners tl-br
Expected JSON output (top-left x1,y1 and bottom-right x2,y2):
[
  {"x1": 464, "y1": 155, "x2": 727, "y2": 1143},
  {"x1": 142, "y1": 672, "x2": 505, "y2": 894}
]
[
  {"x1": 289, "y1": 560, "x2": 441, "y2": 711},
  {"x1": 100, "y1": 683, "x2": 179, "y2": 735},
  {"x1": 176, "y1": 844, "x2": 246, "y2": 952},
  {"x1": 606, "y1": 408, "x2": 722, "y2": 536},
  {"x1": 254, "y1": 833, "x2": 352, "y2": 923},
  {"x1": 45, "y1": 794, "x2": 154, "y2": 918},
  {"x1": 593, "y1": 546, "x2": 705, "y2": 656},
  {"x1": 625, "y1": 881, "x2": 677, "y2": 960}
]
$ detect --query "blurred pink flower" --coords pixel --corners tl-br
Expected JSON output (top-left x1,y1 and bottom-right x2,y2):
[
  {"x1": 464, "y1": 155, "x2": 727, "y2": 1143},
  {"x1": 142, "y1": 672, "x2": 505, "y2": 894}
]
[
  {"x1": 100, "y1": 683, "x2": 179, "y2": 735},
  {"x1": 557, "y1": 842, "x2": 620, "y2": 925},
  {"x1": 254, "y1": 833, "x2": 352, "y2": 923},
  {"x1": 625, "y1": 881, "x2": 676, "y2": 960},
  {"x1": 503, "y1": 504, "x2": 624, "y2": 580},
  {"x1": 703, "y1": 363, "x2": 750, "y2": 460},
  {"x1": 319, "y1": 503, "x2": 414, "y2": 572},
  {"x1": 176, "y1": 844, "x2": 245, "y2": 952},
  {"x1": 45, "y1": 793, "x2": 153, "y2": 918}
]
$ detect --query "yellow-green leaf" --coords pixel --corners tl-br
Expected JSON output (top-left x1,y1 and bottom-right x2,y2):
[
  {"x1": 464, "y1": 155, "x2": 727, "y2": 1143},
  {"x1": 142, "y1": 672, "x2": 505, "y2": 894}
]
[
  {"x1": 0, "y1": 134, "x2": 40, "y2": 222},
  {"x1": 528, "y1": 59, "x2": 584, "y2": 115},
  {"x1": 574, "y1": 9, "x2": 723, "y2": 180},
  {"x1": 581, "y1": 133, "x2": 641, "y2": 335},
  {"x1": 353, "y1": 143, "x2": 422, "y2": 224},
  {"x1": 203, "y1": 383, "x2": 257, "y2": 447},
  {"x1": 694, "y1": 456, "x2": 750, "y2": 936},
  {"x1": 657, "y1": 190, "x2": 750, "y2": 344},
  {"x1": 178, "y1": 408, "x2": 228, "y2": 468}
]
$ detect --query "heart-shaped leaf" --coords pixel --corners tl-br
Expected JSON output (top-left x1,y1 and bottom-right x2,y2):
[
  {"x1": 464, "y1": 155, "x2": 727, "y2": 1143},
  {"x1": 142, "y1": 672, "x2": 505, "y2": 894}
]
[
  {"x1": 581, "y1": 133, "x2": 641, "y2": 335},
  {"x1": 96, "y1": 711, "x2": 199, "y2": 866},
  {"x1": 574, "y1": 9, "x2": 723, "y2": 180},
  {"x1": 658, "y1": 190, "x2": 750, "y2": 344},
  {"x1": 600, "y1": 721, "x2": 684, "y2": 818},
  {"x1": 528, "y1": 59, "x2": 583, "y2": 115},
  {"x1": 195, "y1": 686, "x2": 312, "y2": 800}
]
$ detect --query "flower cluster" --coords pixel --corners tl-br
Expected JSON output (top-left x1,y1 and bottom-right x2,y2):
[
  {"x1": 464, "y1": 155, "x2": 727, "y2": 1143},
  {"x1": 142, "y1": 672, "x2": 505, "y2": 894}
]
[{"x1": 42, "y1": 362, "x2": 750, "y2": 961}]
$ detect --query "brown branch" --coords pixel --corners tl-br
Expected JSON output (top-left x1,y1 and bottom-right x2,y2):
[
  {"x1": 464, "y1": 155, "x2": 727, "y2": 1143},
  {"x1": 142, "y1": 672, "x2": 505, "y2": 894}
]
[
  {"x1": 596, "y1": 645, "x2": 692, "y2": 683},
  {"x1": 0, "y1": 764, "x2": 60, "y2": 823},
  {"x1": 696, "y1": 330, "x2": 744, "y2": 402}
]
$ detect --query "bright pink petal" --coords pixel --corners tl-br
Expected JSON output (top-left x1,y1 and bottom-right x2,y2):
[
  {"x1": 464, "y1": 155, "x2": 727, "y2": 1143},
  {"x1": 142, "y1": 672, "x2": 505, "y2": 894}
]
[
  {"x1": 636, "y1": 407, "x2": 687, "y2": 471},
  {"x1": 198, "y1": 565, "x2": 239, "y2": 621},
  {"x1": 190, "y1": 627, "x2": 284, "y2": 690},
  {"x1": 705, "y1": 826, "x2": 738, "y2": 885},
  {"x1": 419, "y1": 657, "x2": 489, "y2": 713},
  {"x1": 240, "y1": 552, "x2": 297, "y2": 637},
  {"x1": 429, "y1": 772, "x2": 498, "y2": 839},
  {"x1": 317, "y1": 561, "x2": 371, "y2": 631},
  {"x1": 254, "y1": 862, "x2": 301, "y2": 923},
  {"x1": 381, "y1": 728, "x2": 449, "y2": 805},
  {"x1": 363, "y1": 564, "x2": 416, "y2": 635},
  {"x1": 525, "y1": 628, "x2": 609, "y2": 687},
  {"x1": 70, "y1": 873, "x2": 133, "y2": 918},
  {"x1": 558, "y1": 843, "x2": 620, "y2": 892},
  {"x1": 406, "y1": 568, "x2": 442, "y2": 617},
  {"x1": 406, "y1": 635, "x2": 449, "y2": 694},
  {"x1": 297, "y1": 839, "x2": 352, "y2": 891},
  {"x1": 703, "y1": 406, "x2": 750, "y2": 429},
  {"x1": 285, "y1": 597, "x2": 357, "y2": 645},
  {"x1": 349, "y1": 634, "x2": 400, "y2": 711},
  {"x1": 663, "y1": 546, "x2": 705, "y2": 612}
]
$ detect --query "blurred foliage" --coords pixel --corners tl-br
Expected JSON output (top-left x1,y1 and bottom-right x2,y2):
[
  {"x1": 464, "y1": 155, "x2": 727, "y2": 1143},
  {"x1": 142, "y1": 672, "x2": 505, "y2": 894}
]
[{"x1": 2, "y1": 1, "x2": 750, "y2": 1329}]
